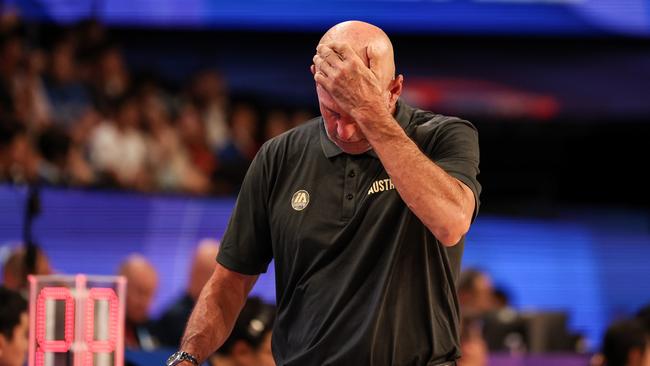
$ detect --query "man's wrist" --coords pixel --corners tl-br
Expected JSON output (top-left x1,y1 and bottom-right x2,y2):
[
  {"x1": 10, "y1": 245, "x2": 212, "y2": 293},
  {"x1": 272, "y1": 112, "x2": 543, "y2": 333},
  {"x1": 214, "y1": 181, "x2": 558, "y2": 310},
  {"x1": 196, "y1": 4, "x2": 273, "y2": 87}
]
[{"x1": 166, "y1": 350, "x2": 199, "y2": 366}]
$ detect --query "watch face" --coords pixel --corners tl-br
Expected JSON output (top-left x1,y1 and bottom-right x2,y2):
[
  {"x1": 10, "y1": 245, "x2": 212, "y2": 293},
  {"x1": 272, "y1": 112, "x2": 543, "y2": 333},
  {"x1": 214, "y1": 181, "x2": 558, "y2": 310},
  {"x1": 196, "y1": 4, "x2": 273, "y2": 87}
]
[{"x1": 166, "y1": 352, "x2": 180, "y2": 365}]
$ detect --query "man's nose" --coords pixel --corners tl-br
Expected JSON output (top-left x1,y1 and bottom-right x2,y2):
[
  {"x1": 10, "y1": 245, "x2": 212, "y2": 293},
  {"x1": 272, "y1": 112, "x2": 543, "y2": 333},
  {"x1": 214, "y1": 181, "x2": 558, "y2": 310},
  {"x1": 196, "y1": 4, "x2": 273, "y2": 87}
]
[{"x1": 337, "y1": 120, "x2": 357, "y2": 141}]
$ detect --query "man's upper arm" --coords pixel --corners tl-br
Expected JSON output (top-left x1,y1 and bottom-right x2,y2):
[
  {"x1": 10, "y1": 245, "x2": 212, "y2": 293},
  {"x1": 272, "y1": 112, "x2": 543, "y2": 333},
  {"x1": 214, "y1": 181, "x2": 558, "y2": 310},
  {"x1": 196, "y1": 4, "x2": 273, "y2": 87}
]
[
  {"x1": 426, "y1": 117, "x2": 481, "y2": 221},
  {"x1": 217, "y1": 143, "x2": 274, "y2": 275}
]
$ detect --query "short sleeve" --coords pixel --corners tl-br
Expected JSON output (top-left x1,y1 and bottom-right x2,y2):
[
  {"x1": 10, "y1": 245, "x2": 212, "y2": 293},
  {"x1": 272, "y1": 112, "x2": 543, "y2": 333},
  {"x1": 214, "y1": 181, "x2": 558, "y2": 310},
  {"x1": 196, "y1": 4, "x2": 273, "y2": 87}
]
[
  {"x1": 217, "y1": 144, "x2": 274, "y2": 275},
  {"x1": 426, "y1": 118, "x2": 481, "y2": 220}
]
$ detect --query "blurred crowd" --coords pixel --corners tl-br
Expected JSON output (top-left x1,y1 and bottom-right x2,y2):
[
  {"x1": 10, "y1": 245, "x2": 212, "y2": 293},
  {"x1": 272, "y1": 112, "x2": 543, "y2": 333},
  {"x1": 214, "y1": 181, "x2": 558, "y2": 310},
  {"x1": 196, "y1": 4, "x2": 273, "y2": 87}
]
[
  {"x1": 0, "y1": 13, "x2": 313, "y2": 195},
  {"x1": 455, "y1": 268, "x2": 650, "y2": 366},
  {"x1": 1, "y1": 244, "x2": 649, "y2": 366},
  {"x1": 0, "y1": 241, "x2": 275, "y2": 366}
]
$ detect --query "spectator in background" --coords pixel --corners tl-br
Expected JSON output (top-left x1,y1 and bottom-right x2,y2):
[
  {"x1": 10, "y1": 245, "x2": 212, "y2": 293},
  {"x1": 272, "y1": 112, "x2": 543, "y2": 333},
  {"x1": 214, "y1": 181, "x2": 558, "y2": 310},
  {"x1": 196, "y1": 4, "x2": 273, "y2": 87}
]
[
  {"x1": 209, "y1": 297, "x2": 275, "y2": 366},
  {"x1": 601, "y1": 318, "x2": 650, "y2": 366},
  {"x1": 141, "y1": 85, "x2": 210, "y2": 194},
  {"x1": 289, "y1": 109, "x2": 313, "y2": 129},
  {"x1": 0, "y1": 120, "x2": 38, "y2": 184},
  {"x1": 36, "y1": 124, "x2": 94, "y2": 186},
  {"x1": 458, "y1": 315, "x2": 488, "y2": 366},
  {"x1": 217, "y1": 103, "x2": 260, "y2": 189},
  {"x1": 0, "y1": 24, "x2": 50, "y2": 129},
  {"x1": 0, "y1": 287, "x2": 29, "y2": 366},
  {"x1": 492, "y1": 287, "x2": 511, "y2": 311},
  {"x1": 188, "y1": 70, "x2": 230, "y2": 152},
  {"x1": 177, "y1": 102, "x2": 217, "y2": 184},
  {"x1": 90, "y1": 45, "x2": 130, "y2": 114},
  {"x1": 118, "y1": 254, "x2": 159, "y2": 350},
  {"x1": 74, "y1": 19, "x2": 108, "y2": 84},
  {"x1": 0, "y1": 28, "x2": 24, "y2": 121},
  {"x1": 1, "y1": 246, "x2": 52, "y2": 295},
  {"x1": 43, "y1": 37, "x2": 91, "y2": 127},
  {"x1": 458, "y1": 268, "x2": 496, "y2": 317},
  {"x1": 89, "y1": 95, "x2": 150, "y2": 190},
  {"x1": 155, "y1": 239, "x2": 220, "y2": 348},
  {"x1": 263, "y1": 110, "x2": 291, "y2": 141}
]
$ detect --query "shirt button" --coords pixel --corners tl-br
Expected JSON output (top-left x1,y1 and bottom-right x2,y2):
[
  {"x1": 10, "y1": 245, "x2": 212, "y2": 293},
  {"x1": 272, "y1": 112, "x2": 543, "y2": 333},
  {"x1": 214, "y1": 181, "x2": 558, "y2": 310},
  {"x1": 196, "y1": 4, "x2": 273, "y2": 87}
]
[
  {"x1": 346, "y1": 193, "x2": 354, "y2": 200},
  {"x1": 348, "y1": 170, "x2": 356, "y2": 178}
]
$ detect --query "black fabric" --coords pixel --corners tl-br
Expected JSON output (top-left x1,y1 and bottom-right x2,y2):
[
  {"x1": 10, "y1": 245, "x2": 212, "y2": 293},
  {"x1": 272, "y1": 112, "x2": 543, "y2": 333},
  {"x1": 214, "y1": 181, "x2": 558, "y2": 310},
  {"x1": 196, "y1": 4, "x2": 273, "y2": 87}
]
[{"x1": 218, "y1": 100, "x2": 481, "y2": 366}]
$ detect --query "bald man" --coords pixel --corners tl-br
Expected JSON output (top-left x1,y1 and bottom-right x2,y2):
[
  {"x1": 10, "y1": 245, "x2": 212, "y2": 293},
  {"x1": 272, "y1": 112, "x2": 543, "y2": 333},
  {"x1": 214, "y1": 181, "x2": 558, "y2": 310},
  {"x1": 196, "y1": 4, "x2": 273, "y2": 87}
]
[
  {"x1": 119, "y1": 254, "x2": 159, "y2": 350},
  {"x1": 155, "y1": 239, "x2": 220, "y2": 347},
  {"x1": 169, "y1": 21, "x2": 480, "y2": 366}
]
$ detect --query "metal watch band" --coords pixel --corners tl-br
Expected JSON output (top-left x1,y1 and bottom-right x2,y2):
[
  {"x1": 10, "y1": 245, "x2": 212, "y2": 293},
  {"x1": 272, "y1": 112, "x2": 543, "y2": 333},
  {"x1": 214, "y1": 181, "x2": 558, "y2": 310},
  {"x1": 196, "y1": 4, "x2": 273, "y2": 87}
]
[{"x1": 167, "y1": 351, "x2": 199, "y2": 366}]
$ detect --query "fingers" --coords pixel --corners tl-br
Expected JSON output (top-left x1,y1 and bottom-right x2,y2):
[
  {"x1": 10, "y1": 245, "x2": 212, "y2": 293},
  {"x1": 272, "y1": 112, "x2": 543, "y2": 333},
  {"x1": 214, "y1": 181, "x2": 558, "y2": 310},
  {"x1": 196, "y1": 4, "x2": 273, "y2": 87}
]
[
  {"x1": 323, "y1": 42, "x2": 355, "y2": 61},
  {"x1": 312, "y1": 53, "x2": 336, "y2": 78},
  {"x1": 366, "y1": 44, "x2": 380, "y2": 77}
]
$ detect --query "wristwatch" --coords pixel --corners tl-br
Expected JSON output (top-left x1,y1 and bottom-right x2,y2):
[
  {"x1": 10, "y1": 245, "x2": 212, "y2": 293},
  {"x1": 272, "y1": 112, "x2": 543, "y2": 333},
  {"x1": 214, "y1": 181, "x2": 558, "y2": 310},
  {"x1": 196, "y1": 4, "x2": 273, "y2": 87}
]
[{"x1": 166, "y1": 351, "x2": 199, "y2": 366}]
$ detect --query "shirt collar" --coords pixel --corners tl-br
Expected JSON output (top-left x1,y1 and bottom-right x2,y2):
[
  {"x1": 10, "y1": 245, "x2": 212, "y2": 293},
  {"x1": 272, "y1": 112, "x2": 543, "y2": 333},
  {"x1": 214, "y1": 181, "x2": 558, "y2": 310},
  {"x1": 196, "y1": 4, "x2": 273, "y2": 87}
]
[{"x1": 319, "y1": 99, "x2": 413, "y2": 159}]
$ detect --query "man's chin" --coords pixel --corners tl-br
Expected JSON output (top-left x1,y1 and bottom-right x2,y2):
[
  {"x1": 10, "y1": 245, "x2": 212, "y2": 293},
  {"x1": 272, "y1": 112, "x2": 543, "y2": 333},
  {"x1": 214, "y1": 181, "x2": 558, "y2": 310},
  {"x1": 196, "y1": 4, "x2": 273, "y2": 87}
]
[{"x1": 334, "y1": 139, "x2": 371, "y2": 155}]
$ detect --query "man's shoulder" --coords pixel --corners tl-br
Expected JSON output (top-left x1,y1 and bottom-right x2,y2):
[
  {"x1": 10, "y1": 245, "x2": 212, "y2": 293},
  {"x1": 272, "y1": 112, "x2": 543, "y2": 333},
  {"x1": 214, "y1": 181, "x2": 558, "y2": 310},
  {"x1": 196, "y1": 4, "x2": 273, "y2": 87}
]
[{"x1": 409, "y1": 107, "x2": 476, "y2": 134}]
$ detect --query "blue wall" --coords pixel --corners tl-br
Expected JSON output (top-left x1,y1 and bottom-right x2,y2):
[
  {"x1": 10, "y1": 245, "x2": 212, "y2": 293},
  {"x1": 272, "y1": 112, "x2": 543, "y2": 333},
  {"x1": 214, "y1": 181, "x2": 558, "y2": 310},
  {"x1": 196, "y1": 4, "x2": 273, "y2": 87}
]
[
  {"x1": 7, "y1": 0, "x2": 650, "y2": 36},
  {"x1": 1, "y1": 185, "x2": 648, "y2": 350}
]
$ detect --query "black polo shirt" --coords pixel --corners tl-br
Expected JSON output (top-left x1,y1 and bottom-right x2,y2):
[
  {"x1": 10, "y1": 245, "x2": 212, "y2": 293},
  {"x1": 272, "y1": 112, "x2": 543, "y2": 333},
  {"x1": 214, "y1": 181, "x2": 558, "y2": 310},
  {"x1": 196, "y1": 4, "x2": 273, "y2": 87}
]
[{"x1": 217, "y1": 100, "x2": 481, "y2": 366}]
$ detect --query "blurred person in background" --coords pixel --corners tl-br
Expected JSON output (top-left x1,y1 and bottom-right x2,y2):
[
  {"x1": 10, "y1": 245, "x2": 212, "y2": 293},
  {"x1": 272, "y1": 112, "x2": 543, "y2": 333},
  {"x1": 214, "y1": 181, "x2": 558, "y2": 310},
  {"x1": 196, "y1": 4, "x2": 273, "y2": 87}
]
[
  {"x1": 600, "y1": 318, "x2": 650, "y2": 366},
  {"x1": 458, "y1": 268, "x2": 496, "y2": 317},
  {"x1": 0, "y1": 27, "x2": 25, "y2": 121},
  {"x1": 0, "y1": 287, "x2": 29, "y2": 366},
  {"x1": 492, "y1": 287, "x2": 512, "y2": 311},
  {"x1": 90, "y1": 44, "x2": 130, "y2": 114},
  {"x1": 1, "y1": 246, "x2": 52, "y2": 295},
  {"x1": 74, "y1": 19, "x2": 108, "y2": 84},
  {"x1": 188, "y1": 69, "x2": 230, "y2": 152},
  {"x1": 36, "y1": 124, "x2": 94, "y2": 186},
  {"x1": 89, "y1": 95, "x2": 150, "y2": 190},
  {"x1": 0, "y1": 23, "x2": 50, "y2": 129},
  {"x1": 0, "y1": 120, "x2": 39, "y2": 184},
  {"x1": 176, "y1": 102, "x2": 217, "y2": 187},
  {"x1": 119, "y1": 254, "x2": 159, "y2": 350},
  {"x1": 140, "y1": 85, "x2": 210, "y2": 194},
  {"x1": 43, "y1": 36, "x2": 91, "y2": 127},
  {"x1": 155, "y1": 239, "x2": 220, "y2": 348},
  {"x1": 458, "y1": 316, "x2": 488, "y2": 366},
  {"x1": 221, "y1": 103, "x2": 259, "y2": 162},
  {"x1": 216, "y1": 102, "x2": 259, "y2": 190},
  {"x1": 209, "y1": 297, "x2": 275, "y2": 366},
  {"x1": 263, "y1": 110, "x2": 291, "y2": 141},
  {"x1": 288, "y1": 109, "x2": 313, "y2": 129}
]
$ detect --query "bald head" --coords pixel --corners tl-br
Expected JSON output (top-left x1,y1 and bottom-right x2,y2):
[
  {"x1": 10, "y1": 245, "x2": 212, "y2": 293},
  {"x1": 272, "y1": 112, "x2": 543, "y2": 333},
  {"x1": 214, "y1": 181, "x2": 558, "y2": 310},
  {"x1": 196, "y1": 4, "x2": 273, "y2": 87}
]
[
  {"x1": 319, "y1": 21, "x2": 396, "y2": 86},
  {"x1": 188, "y1": 239, "x2": 220, "y2": 300},
  {"x1": 119, "y1": 254, "x2": 158, "y2": 324}
]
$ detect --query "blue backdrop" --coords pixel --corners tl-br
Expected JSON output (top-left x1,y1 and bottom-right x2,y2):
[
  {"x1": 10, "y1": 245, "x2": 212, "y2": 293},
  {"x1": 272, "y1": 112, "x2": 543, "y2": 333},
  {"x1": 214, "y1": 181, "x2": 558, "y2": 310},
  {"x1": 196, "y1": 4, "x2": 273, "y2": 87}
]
[
  {"x1": 1, "y1": 184, "x2": 649, "y2": 350},
  {"x1": 6, "y1": 0, "x2": 650, "y2": 36}
]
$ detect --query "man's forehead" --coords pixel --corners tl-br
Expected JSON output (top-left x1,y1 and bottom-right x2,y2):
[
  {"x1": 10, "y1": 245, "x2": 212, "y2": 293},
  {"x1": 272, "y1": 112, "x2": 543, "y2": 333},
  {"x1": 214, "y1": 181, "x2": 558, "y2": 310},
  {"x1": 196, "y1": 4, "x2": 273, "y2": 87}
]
[{"x1": 316, "y1": 85, "x2": 341, "y2": 110}]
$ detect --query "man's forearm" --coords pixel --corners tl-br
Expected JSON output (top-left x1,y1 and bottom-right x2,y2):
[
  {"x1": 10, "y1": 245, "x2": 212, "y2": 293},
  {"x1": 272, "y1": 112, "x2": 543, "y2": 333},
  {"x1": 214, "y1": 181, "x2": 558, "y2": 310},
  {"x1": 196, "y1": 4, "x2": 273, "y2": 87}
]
[
  {"x1": 361, "y1": 114, "x2": 473, "y2": 246},
  {"x1": 179, "y1": 265, "x2": 256, "y2": 362}
]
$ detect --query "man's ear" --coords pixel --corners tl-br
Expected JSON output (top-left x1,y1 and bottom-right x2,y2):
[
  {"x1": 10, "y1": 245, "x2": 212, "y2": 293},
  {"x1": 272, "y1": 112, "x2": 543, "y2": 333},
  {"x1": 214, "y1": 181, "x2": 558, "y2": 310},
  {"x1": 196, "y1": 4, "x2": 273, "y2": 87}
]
[{"x1": 388, "y1": 74, "x2": 404, "y2": 108}]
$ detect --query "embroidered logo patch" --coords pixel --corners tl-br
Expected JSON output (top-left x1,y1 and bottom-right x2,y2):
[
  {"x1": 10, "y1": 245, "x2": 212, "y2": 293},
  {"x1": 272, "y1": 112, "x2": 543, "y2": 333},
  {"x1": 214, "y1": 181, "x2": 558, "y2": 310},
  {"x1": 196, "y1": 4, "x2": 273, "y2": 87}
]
[{"x1": 291, "y1": 190, "x2": 310, "y2": 211}]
